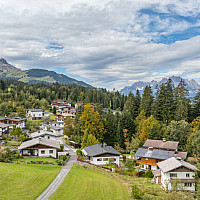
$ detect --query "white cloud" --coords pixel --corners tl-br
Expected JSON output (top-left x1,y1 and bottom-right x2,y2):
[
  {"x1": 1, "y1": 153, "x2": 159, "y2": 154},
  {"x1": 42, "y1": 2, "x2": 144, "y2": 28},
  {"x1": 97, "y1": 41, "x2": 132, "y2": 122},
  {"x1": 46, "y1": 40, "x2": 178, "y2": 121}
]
[{"x1": 1, "y1": 0, "x2": 200, "y2": 90}]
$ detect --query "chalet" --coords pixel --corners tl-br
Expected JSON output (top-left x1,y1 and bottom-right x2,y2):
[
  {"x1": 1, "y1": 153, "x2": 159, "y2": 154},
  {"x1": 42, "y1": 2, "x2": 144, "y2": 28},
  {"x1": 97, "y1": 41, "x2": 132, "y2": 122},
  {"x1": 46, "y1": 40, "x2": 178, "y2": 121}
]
[
  {"x1": 56, "y1": 106, "x2": 76, "y2": 120},
  {"x1": 135, "y1": 139, "x2": 187, "y2": 170},
  {"x1": 82, "y1": 144, "x2": 121, "y2": 166},
  {"x1": 50, "y1": 121, "x2": 64, "y2": 128},
  {"x1": 134, "y1": 147, "x2": 175, "y2": 170},
  {"x1": 42, "y1": 124, "x2": 63, "y2": 135},
  {"x1": 19, "y1": 137, "x2": 60, "y2": 158},
  {"x1": 29, "y1": 130, "x2": 59, "y2": 141},
  {"x1": 0, "y1": 123, "x2": 9, "y2": 136},
  {"x1": 26, "y1": 109, "x2": 44, "y2": 120},
  {"x1": 51, "y1": 99, "x2": 71, "y2": 108},
  {"x1": 0, "y1": 117, "x2": 26, "y2": 129},
  {"x1": 153, "y1": 157, "x2": 198, "y2": 192},
  {"x1": 75, "y1": 101, "x2": 83, "y2": 109}
]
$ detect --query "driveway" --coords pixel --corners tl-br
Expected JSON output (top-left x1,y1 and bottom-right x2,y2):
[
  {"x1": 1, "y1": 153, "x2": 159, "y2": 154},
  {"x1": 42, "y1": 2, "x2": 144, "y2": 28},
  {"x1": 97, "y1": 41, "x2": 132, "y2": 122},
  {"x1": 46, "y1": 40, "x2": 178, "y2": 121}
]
[{"x1": 36, "y1": 146, "x2": 77, "y2": 200}]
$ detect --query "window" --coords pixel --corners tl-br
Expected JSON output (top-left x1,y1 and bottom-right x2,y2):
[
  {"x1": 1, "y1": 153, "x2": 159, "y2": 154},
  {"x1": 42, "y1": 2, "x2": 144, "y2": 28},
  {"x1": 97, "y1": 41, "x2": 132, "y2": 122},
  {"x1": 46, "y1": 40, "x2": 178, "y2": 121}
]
[
  {"x1": 145, "y1": 158, "x2": 148, "y2": 160},
  {"x1": 170, "y1": 173, "x2": 177, "y2": 178},
  {"x1": 186, "y1": 173, "x2": 190, "y2": 178},
  {"x1": 184, "y1": 183, "x2": 192, "y2": 187},
  {"x1": 103, "y1": 158, "x2": 108, "y2": 161},
  {"x1": 41, "y1": 150, "x2": 45, "y2": 154},
  {"x1": 97, "y1": 158, "x2": 102, "y2": 161},
  {"x1": 48, "y1": 136, "x2": 50, "y2": 139},
  {"x1": 49, "y1": 150, "x2": 53, "y2": 154}
]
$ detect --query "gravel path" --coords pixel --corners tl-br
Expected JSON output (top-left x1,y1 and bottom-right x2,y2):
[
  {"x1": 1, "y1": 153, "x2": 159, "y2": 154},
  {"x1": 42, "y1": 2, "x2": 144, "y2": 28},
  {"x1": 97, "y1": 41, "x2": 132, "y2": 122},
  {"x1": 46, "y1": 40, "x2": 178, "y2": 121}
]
[{"x1": 36, "y1": 146, "x2": 77, "y2": 200}]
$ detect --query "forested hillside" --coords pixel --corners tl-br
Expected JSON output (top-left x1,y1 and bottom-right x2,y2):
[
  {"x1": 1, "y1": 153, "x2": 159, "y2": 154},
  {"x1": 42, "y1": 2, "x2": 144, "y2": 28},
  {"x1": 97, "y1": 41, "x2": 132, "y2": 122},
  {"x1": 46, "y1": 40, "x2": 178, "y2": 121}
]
[{"x1": 0, "y1": 78, "x2": 200, "y2": 157}]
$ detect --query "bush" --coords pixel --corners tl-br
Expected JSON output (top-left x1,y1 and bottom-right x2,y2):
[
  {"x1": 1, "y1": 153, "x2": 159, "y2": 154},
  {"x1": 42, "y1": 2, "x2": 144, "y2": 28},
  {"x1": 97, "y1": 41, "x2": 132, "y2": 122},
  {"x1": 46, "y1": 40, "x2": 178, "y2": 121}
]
[
  {"x1": 76, "y1": 149, "x2": 82, "y2": 156},
  {"x1": 142, "y1": 170, "x2": 153, "y2": 178},
  {"x1": 124, "y1": 159, "x2": 136, "y2": 172},
  {"x1": 132, "y1": 184, "x2": 143, "y2": 199}
]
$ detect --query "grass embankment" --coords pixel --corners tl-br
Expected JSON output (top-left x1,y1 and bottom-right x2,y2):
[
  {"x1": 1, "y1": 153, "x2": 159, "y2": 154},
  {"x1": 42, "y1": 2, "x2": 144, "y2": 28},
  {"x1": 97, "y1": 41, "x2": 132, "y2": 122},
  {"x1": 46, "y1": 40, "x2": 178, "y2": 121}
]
[
  {"x1": 49, "y1": 114, "x2": 57, "y2": 120},
  {"x1": 51, "y1": 165, "x2": 131, "y2": 200},
  {"x1": 13, "y1": 157, "x2": 59, "y2": 164},
  {"x1": 0, "y1": 162, "x2": 61, "y2": 200}
]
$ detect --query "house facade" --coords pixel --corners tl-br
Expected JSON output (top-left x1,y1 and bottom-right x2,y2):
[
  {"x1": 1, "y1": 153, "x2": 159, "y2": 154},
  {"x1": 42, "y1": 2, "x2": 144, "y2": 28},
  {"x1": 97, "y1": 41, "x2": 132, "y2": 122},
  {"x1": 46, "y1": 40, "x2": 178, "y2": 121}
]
[
  {"x1": 135, "y1": 139, "x2": 187, "y2": 171},
  {"x1": 0, "y1": 123, "x2": 9, "y2": 136},
  {"x1": 19, "y1": 137, "x2": 60, "y2": 158},
  {"x1": 56, "y1": 106, "x2": 76, "y2": 120},
  {"x1": 51, "y1": 99, "x2": 71, "y2": 108},
  {"x1": 154, "y1": 157, "x2": 198, "y2": 192},
  {"x1": 82, "y1": 144, "x2": 121, "y2": 166},
  {"x1": 26, "y1": 109, "x2": 44, "y2": 120},
  {"x1": 0, "y1": 117, "x2": 26, "y2": 129}
]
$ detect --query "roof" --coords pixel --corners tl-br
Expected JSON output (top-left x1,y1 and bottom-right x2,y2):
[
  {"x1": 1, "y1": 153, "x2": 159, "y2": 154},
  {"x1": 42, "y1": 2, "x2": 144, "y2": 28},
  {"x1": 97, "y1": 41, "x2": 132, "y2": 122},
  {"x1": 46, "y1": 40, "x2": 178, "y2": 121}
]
[
  {"x1": 174, "y1": 151, "x2": 188, "y2": 160},
  {"x1": 143, "y1": 139, "x2": 179, "y2": 150},
  {"x1": 157, "y1": 157, "x2": 198, "y2": 173},
  {"x1": 82, "y1": 144, "x2": 121, "y2": 157},
  {"x1": 187, "y1": 157, "x2": 198, "y2": 162},
  {"x1": 30, "y1": 130, "x2": 59, "y2": 138},
  {"x1": 0, "y1": 117, "x2": 26, "y2": 121},
  {"x1": 19, "y1": 138, "x2": 60, "y2": 150},
  {"x1": 134, "y1": 148, "x2": 175, "y2": 160},
  {"x1": 152, "y1": 169, "x2": 161, "y2": 177},
  {"x1": 27, "y1": 109, "x2": 43, "y2": 112}
]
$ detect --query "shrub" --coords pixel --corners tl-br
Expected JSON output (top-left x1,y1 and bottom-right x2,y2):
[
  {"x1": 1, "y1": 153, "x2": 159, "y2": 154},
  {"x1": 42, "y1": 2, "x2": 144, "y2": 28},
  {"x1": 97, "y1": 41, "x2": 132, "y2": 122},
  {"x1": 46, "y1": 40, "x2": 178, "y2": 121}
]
[
  {"x1": 132, "y1": 184, "x2": 143, "y2": 199},
  {"x1": 76, "y1": 149, "x2": 82, "y2": 156},
  {"x1": 142, "y1": 170, "x2": 153, "y2": 178}
]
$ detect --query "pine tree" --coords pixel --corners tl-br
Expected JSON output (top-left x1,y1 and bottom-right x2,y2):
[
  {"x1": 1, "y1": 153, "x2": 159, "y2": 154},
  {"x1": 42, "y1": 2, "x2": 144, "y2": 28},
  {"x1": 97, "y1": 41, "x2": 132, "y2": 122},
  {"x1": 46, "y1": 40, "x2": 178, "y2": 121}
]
[
  {"x1": 174, "y1": 80, "x2": 190, "y2": 121},
  {"x1": 139, "y1": 85, "x2": 153, "y2": 117}
]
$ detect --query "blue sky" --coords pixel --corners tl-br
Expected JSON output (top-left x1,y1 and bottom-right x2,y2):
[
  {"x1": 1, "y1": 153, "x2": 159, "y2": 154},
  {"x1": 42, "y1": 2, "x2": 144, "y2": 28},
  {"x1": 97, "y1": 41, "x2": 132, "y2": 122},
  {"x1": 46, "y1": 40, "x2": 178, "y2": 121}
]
[{"x1": 1, "y1": 0, "x2": 200, "y2": 90}]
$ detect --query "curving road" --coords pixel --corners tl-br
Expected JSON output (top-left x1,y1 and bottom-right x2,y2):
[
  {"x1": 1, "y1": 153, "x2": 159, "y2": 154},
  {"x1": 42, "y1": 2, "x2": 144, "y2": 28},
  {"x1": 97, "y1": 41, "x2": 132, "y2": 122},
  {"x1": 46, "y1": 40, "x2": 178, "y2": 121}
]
[{"x1": 36, "y1": 146, "x2": 77, "y2": 200}]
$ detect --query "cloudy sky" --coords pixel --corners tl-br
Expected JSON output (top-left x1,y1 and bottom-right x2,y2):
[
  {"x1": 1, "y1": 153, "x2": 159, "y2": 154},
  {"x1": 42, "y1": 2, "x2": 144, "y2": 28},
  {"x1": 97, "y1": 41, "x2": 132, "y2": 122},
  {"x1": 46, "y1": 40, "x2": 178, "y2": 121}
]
[{"x1": 1, "y1": 0, "x2": 200, "y2": 89}]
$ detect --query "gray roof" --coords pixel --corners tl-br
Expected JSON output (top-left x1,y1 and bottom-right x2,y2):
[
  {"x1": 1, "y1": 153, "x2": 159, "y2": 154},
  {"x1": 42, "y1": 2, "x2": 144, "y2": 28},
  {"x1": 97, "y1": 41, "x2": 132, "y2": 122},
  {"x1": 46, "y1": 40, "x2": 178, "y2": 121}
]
[
  {"x1": 27, "y1": 109, "x2": 43, "y2": 112},
  {"x1": 0, "y1": 123, "x2": 9, "y2": 128},
  {"x1": 158, "y1": 157, "x2": 198, "y2": 173},
  {"x1": 0, "y1": 117, "x2": 26, "y2": 121},
  {"x1": 174, "y1": 151, "x2": 188, "y2": 160},
  {"x1": 30, "y1": 130, "x2": 59, "y2": 138},
  {"x1": 143, "y1": 139, "x2": 179, "y2": 150},
  {"x1": 134, "y1": 148, "x2": 175, "y2": 160},
  {"x1": 83, "y1": 144, "x2": 121, "y2": 157},
  {"x1": 19, "y1": 138, "x2": 60, "y2": 150}
]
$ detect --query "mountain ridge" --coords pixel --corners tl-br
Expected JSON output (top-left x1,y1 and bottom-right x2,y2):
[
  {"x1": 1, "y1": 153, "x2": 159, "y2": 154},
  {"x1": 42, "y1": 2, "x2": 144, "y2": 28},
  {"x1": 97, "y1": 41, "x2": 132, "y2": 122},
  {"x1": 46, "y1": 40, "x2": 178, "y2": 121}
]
[
  {"x1": 120, "y1": 76, "x2": 200, "y2": 97},
  {"x1": 0, "y1": 58, "x2": 92, "y2": 87}
]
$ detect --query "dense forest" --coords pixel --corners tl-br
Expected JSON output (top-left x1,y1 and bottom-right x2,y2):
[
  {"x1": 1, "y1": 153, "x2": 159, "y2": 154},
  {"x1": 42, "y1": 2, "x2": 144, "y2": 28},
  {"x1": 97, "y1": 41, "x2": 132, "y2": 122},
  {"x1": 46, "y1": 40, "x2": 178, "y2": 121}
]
[{"x1": 0, "y1": 78, "x2": 200, "y2": 157}]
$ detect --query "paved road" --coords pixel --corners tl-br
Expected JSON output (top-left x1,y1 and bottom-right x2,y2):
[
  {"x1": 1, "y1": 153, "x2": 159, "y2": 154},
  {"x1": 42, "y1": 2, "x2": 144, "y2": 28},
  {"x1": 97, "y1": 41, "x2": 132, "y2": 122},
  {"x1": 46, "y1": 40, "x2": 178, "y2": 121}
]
[{"x1": 36, "y1": 146, "x2": 77, "y2": 200}]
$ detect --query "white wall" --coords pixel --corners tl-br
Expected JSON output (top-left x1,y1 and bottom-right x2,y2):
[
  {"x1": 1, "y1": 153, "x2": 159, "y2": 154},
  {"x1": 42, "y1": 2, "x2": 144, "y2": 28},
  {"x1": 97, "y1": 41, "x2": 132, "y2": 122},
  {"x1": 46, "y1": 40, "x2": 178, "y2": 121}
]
[
  {"x1": 161, "y1": 171, "x2": 196, "y2": 191},
  {"x1": 38, "y1": 148, "x2": 57, "y2": 158},
  {"x1": 91, "y1": 156, "x2": 120, "y2": 166}
]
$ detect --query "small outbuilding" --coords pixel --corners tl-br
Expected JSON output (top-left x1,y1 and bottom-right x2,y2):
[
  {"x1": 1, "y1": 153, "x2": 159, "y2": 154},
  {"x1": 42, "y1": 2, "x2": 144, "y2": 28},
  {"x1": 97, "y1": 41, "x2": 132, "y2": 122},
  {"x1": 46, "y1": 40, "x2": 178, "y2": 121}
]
[{"x1": 82, "y1": 144, "x2": 121, "y2": 166}]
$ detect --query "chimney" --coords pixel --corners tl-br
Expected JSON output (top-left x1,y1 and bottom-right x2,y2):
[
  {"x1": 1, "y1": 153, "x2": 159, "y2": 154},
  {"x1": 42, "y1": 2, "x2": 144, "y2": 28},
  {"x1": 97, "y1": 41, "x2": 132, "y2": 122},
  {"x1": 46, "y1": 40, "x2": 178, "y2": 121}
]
[
  {"x1": 148, "y1": 147, "x2": 153, "y2": 151},
  {"x1": 162, "y1": 138, "x2": 166, "y2": 142},
  {"x1": 176, "y1": 157, "x2": 182, "y2": 161}
]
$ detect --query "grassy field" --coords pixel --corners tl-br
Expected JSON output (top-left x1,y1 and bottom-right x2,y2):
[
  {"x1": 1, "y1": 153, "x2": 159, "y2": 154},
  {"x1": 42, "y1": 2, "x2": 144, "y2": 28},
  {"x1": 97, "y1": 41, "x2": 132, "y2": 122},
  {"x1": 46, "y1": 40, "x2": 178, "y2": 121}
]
[
  {"x1": 0, "y1": 162, "x2": 61, "y2": 200},
  {"x1": 51, "y1": 165, "x2": 131, "y2": 200},
  {"x1": 49, "y1": 114, "x2": 57, "y2": 120}
]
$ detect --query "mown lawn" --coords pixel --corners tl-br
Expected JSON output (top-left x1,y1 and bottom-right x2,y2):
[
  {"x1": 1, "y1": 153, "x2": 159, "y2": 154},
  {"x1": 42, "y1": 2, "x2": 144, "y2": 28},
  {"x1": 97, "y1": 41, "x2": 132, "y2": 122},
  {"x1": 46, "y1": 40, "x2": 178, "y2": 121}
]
[
  {"x1": 0, "y1": 162, "x2": 61, "y2": 200},
  {"x1": 51, "y1": 165, "x2": 131, "y2": 200}
]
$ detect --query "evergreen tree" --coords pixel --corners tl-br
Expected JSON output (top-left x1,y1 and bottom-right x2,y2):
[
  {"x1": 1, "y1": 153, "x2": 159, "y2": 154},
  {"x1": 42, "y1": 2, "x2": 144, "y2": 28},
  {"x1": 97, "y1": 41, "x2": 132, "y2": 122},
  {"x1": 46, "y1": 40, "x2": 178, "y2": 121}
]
[
  {"x1": 123, "y1": 93, "x2": 136, "y2": 120},
  {"x1": 174, "y1": 80, "x2": 190, "y2": 121},
  {"x1": 139, "y1": 85, "x2": 153, "y2": 117}
]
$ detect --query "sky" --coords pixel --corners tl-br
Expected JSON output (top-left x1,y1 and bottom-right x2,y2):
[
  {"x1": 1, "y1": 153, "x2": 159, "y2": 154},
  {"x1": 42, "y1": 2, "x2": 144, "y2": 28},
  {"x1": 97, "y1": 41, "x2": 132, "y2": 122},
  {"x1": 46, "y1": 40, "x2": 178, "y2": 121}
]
[{"x1": 1, "y1": 0, "x2": 200, "y2": 90}]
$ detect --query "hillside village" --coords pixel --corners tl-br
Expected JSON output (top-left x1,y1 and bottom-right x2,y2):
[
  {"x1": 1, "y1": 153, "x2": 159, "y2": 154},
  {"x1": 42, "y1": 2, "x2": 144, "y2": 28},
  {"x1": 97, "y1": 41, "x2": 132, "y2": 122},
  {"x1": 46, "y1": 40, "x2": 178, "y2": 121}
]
[{"x1": 0, "y1": 79, "x2": 200, "y2": 199}]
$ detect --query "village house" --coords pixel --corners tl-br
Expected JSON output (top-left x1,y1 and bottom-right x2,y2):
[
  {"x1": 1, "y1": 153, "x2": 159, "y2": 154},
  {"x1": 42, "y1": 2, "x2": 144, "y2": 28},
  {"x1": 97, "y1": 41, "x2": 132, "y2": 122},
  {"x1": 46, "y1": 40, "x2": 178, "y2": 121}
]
[
  {"x1": 50, "y1": 121, "x2": 64, "y2": 128},
  {"x1": 82, "y1": 144, "x2": 121, "y2": 166},
  {"x1": 51, "y1": 99, "x2": 71, "y2": 108},
  {"x1": 29, "y1": 130, "x2": 59, "y2": 141},
  {"x1": 0, "y1": 123, "x2": 9, "y2": 136},
  {"x1": 42, "y1": 124, "x2": 63, "y2": 135},
  {"x1": 134, "y1": 139, "x2": 187, "y2": 171},
  {"x1": 0, "y1": 116, "x2": 26, "y2": 129},
  {"x1": 75, "y1": 101, "x2": 83, "y2": 109},
  {"x1": 19, "y1": 137, "x2": 60, "y2": 158},
  {"x1": 26, "y1": 109, "x2": 44, "y2": 120},
  {"x1": 56, "y1": 106, "x2": 76, "y2": 120},
  {"x1": 153, "y1": 157, "x2": 198, "y2": 192}
]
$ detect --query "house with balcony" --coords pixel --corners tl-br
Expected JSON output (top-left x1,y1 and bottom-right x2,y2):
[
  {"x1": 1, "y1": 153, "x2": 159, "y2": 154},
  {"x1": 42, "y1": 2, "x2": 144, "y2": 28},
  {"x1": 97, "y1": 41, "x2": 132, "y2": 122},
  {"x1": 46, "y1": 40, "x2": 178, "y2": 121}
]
[
  {"x1": 26, "y1": 109, "x2": 44, "y2": 120},
  {"x1": 19, "y1": 137, "x2": 60, "y2": 158},
  {"x1": 134, "y1": 139, "x2": 187, "y2": 171},
  {"x1": 153, "y1": 157, "x2": 198, "y2": 192},
  {"x1": 56, "y1": 106, "x2": 76, "y2": 120},
  {"x1": 0, "y1": 117, "x2": 26, "y2": 129},
  {"x1": 51, "y1": 99, "x2": 71, "y2": 108}
]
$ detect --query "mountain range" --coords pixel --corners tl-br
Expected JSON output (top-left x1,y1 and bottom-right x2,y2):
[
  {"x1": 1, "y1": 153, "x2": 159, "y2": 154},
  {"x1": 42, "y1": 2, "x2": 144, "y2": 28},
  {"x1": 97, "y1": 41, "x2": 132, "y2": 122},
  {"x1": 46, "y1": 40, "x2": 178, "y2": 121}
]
[
  {"x1": 120, "y1": 76, "x2": 200, "y2": 97},
  {"x1": 0, "y1": 58, "x2": 92, "y2": 87}
]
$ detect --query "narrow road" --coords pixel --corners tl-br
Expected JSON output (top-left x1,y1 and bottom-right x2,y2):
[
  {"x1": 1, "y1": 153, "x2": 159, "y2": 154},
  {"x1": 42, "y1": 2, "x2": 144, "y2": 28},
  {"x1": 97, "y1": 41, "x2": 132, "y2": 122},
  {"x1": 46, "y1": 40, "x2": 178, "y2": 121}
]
[{"x1": 36, "y1": 146, "x2": 77, "y2": 200}]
